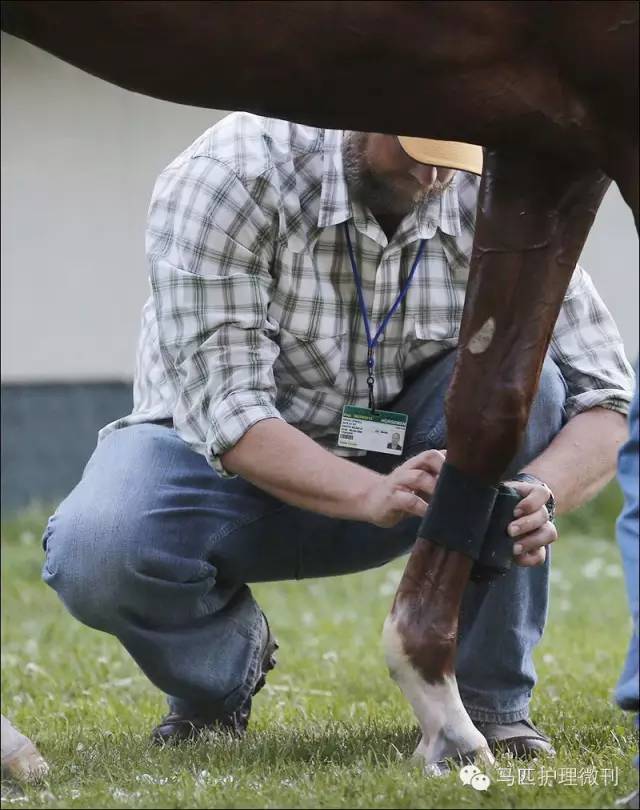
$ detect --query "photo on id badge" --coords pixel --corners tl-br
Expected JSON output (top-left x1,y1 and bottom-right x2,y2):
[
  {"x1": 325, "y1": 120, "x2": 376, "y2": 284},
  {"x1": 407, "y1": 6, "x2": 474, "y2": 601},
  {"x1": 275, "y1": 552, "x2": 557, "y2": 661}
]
[{"x1": 338, "y1": 405, "x2": 408, "y2": 456}]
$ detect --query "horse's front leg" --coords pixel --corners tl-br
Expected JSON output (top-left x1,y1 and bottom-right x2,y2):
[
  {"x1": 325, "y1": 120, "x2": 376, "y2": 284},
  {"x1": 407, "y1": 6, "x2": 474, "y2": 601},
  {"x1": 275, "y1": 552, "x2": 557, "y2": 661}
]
[{"x1": 383, "y1": 150, "x2": 610, "y2": 770}]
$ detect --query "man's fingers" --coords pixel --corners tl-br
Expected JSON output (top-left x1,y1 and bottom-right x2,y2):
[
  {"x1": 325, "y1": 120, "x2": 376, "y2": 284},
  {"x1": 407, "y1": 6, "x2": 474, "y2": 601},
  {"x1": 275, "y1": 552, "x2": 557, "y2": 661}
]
[
  {"x1": 512, "y1": 523, "x2": 557, "y2": 556},
  {"x1": 393, "y1": 488, "x2": 428, "y2": 519},
  {"x1": 397, "y1": 468, "x2": 437, "y2": 497},
  {"x1": 404, "y1": 449, "x2": 445, "y2": 474},
  {"x1": 507, "y1": 481, "x2": 550, "y2": 517},
  {"x1": 514, "y1": 547, "x2": 547, "y2": 567},
  {"x1": 508, "y1": 506, "x2": 549, "y2": 537}
]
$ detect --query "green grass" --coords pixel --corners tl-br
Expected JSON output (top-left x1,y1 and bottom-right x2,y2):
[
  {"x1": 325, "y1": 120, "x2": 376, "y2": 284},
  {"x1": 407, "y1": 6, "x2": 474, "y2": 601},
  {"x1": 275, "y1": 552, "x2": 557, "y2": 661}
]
[{"x1": 1, "y1": 484, "x2": 637, "y2": 809}]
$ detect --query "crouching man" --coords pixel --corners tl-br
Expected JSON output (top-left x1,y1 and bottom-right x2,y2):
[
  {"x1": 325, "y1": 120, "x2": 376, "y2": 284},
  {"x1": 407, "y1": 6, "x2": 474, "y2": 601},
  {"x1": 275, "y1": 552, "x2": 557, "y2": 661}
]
[{"x1": 42, "y1": 114, "x2": 634, "y2": 754}]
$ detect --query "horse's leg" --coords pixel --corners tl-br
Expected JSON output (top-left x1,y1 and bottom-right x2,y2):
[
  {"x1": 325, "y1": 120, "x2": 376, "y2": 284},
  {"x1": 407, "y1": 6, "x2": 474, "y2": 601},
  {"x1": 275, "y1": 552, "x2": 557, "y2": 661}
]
[
  {"x1": 382, "y1": 150, "x2": 610, "y2": 770},
  {"x1": 1, "y1": 714, "x2": 49, "y2": 782}
]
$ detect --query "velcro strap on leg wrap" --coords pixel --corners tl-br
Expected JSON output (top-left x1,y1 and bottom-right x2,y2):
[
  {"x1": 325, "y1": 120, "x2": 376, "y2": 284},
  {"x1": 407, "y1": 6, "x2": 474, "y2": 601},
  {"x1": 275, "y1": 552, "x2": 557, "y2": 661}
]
[
  {"x1": 470, "y1": 485, "x2": 523, "y2": 583},
  {"x1": 418, "y1": 462, "x2": 498, "y2": 561}
]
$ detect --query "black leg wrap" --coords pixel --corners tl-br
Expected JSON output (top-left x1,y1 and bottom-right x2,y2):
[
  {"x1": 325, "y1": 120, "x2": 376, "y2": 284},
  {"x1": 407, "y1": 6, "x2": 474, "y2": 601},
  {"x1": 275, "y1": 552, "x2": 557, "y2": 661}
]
[
  {"x1": 418, "y1": 462, "x2": 498, "y2": 561},
  {"x1": 470, "y1": 485, "x2": 523, "y2": 583}
]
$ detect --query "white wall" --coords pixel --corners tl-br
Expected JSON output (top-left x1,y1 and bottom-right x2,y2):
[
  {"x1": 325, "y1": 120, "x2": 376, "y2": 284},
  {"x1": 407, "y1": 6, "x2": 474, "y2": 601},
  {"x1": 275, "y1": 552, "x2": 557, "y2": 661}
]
[
  {"x1": 579, "y1": 188, "x2": 638, "y2": 361},
  {"x1": 1, "y1": 35, "x2": 638, "y2": 383},
  {"x1": 1, "y1": 34, "x2": 224, "y2": 382}
]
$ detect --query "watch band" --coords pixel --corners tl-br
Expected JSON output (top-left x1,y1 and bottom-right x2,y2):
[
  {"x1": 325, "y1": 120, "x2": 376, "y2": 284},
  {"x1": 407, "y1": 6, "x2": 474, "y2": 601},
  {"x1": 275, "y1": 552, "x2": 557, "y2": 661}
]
[{"x1": 511, "y1": 472, "x2": 556, "y2": 523}]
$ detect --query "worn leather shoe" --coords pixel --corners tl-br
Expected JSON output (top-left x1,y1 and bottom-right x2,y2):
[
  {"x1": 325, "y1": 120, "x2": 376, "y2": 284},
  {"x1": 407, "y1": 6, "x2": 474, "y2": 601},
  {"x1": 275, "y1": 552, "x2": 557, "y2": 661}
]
[
  {"x1": 474, "y1": 717, "x2": 555, "y2": 758},
  {"x1": 151, "y1": 613, "x2": 278, "y2": 745}
]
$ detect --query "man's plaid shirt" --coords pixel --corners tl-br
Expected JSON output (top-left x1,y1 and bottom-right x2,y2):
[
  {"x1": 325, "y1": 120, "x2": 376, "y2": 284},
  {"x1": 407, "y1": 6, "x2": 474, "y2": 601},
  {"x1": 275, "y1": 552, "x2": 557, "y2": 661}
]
[{"x1": 101, "y1": 113, "x2": 634, "y2": 474}]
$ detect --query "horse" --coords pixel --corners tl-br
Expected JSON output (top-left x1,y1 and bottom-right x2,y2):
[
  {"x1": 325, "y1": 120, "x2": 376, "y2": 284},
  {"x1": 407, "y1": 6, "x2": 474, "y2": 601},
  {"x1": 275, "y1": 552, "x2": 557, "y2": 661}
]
[
  {"x1": 2, "y1": 0, "x2": 638, "y2": 769},
  {"x1": 1, "y1": 714, "x2": 48, "y2": 782}
]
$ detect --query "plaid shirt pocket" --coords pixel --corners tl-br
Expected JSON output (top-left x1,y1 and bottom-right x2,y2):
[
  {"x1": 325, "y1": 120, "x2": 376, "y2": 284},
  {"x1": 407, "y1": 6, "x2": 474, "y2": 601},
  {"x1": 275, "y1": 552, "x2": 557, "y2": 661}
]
[
  {"x1": 275, "y1": 328, "x2": 347, "y2": 389},
  {"x1": 414, "y1": 320, "x2": 460, "y2": 345}
]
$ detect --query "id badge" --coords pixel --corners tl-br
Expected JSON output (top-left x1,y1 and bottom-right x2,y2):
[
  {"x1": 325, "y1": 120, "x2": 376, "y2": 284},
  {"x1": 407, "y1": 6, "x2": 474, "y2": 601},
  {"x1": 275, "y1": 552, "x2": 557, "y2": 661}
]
[{"x1": 338, "y1": 405, "x2": 408, "y2": 455}]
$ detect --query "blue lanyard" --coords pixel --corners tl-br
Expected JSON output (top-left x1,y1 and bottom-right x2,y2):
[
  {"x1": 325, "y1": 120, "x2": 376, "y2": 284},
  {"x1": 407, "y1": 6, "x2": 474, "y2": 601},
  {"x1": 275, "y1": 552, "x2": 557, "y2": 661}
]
[{"x1": 344, "y1": 221, "x2": 427, "y2": 412}]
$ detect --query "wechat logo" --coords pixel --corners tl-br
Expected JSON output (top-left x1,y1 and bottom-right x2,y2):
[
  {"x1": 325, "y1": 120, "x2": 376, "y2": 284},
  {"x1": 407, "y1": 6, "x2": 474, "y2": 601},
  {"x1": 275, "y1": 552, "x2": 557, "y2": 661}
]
[{"x1": 459, "y1": 764, "x2": 492, "y2": 791}]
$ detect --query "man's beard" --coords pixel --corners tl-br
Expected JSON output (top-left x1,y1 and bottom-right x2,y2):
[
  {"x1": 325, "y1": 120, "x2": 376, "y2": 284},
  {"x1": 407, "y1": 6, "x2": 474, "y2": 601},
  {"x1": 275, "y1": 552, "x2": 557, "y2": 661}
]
[{"x1": 342, "y1": 131, "x2": 452, "y2": 218}]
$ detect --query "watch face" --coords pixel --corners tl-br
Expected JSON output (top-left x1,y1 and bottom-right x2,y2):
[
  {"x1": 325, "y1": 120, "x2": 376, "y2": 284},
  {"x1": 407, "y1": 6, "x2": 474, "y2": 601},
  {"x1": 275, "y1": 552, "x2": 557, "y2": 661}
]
[
  {"x1": 514, "y1": 474, "x2": 555, "y2": 521},
  {"x1": 545, "y1": 495, "x2": 556, "y2": 521}
]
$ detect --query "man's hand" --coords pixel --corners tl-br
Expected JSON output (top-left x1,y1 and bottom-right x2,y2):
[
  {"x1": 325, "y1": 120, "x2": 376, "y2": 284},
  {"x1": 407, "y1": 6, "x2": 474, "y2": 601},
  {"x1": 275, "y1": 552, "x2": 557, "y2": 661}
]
[
  {"x1": 504, "y1": 479, "x2": 557, "y2": 567},
  {"x1": 222, "y1": 419, "x2": 448, "y2": 526},
  {"x1": 362, "y1": 449, "x2": 445, "y2": 528}
]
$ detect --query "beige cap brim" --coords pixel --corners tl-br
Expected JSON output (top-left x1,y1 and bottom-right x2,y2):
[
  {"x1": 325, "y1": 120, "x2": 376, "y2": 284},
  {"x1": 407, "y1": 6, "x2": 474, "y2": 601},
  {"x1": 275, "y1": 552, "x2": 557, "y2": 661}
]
[{"x1": 398, "y1": 136, "x2": 483, "y2": 175}]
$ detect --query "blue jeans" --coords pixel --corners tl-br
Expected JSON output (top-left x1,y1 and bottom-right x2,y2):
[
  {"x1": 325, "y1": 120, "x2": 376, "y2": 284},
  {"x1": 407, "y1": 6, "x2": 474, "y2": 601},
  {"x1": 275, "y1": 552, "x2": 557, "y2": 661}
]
[
  {"x1": 42, "y1": 352, "x2": 566, "y2": 724},
  {"x1": 615, "y1": 364, "x2": 639, "y2": 716}
]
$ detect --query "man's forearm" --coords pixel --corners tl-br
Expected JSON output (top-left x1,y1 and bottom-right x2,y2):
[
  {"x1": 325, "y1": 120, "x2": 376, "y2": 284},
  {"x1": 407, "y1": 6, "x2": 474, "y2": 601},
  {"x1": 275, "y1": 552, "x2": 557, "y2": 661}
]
[
  {"x1": 221, "y1": 419, "x2": 382, "y2": 521},
  {"x1": 520, "y1": 407, "x2": 628, "y2": 514}
]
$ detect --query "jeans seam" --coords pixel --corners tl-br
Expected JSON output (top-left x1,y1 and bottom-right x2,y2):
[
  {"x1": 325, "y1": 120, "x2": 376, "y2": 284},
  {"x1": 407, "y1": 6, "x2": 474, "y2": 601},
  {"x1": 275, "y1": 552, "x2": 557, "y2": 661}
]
[
  {"x1": 220, "y1": 599, "x2": 263, "y2": 715},
  {"x1": 201, "y1": 502, "x2": 292, "y2": 613},
  {"x1": 168, "y1": 601, "x2": 263, "y2": 719},
  {"x1": 209, "y1": 501, "x2": 291, "y2": 547},
  {"x1": 465, "y1": 704, "x2": 531, "y2": 724}
]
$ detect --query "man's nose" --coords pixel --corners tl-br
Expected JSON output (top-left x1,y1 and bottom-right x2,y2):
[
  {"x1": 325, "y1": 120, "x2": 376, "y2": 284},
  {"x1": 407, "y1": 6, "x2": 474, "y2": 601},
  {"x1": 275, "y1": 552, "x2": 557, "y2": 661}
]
[{"x1": 408, "y1": 163, "x2": 438, "y2": 188}]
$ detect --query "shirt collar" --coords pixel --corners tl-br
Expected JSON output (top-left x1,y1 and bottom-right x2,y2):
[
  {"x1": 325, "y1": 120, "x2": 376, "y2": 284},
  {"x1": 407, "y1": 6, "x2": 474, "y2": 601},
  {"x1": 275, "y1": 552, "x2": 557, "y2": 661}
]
[
  {"x1": 318, "y1": 129, "x2": 352, "y2": 229},
  {"x1": 317, "y1": 129, "x2": 462, "y2": 242},
  {"x1": 405, "y1": 180, "x2": 462, "y2": 241}
]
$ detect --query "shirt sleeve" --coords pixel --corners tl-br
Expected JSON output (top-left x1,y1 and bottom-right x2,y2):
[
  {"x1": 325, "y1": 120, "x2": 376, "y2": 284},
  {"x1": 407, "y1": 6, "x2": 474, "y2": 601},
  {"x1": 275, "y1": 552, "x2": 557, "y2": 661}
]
[
  {"x1": 147, "y1": 154, "x2": 284, "y2": 476},
  {"x1": 550, "y1": 265, "x2": 635, "y2": 419}
]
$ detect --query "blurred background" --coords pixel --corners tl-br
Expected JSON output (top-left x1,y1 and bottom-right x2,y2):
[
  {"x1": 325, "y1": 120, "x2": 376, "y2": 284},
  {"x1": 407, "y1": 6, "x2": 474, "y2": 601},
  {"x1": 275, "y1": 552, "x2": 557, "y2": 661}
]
[{"x1": 2, "y1": 33, "x2": 638, "y2": 513}]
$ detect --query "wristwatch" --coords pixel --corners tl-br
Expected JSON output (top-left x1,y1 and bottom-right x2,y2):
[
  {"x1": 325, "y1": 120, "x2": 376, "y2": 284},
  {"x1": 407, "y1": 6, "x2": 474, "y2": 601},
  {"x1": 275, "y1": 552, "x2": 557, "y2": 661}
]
[{"x1": 511, "y1": 472, "x2": 556, "y2": 523}]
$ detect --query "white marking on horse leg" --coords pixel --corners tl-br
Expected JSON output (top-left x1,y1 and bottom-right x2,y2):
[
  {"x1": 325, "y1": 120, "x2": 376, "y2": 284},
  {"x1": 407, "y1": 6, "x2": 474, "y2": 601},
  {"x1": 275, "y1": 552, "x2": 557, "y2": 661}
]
[
  {"x1": 1, "y1": 714, "x2": 49, "y2": 782},
  {"x1": 468, "y1": 317, "x2": 496, "y2": 354},
  {"x1": 382, "y1": 614, "x2": 493, "y2": 769}
]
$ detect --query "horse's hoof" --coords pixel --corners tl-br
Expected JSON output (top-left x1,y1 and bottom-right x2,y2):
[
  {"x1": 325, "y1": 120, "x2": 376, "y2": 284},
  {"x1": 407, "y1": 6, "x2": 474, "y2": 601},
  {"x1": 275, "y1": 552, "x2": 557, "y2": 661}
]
[
  {"x1": 1, "y1": 716, "x2": 49, "y2": 783},
  {"x1": 2, "y1": 747, "x2": 49, "y2": 783},
  {"x1": 412, "y1": 734, "x2": 495, "y2": 776}
]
